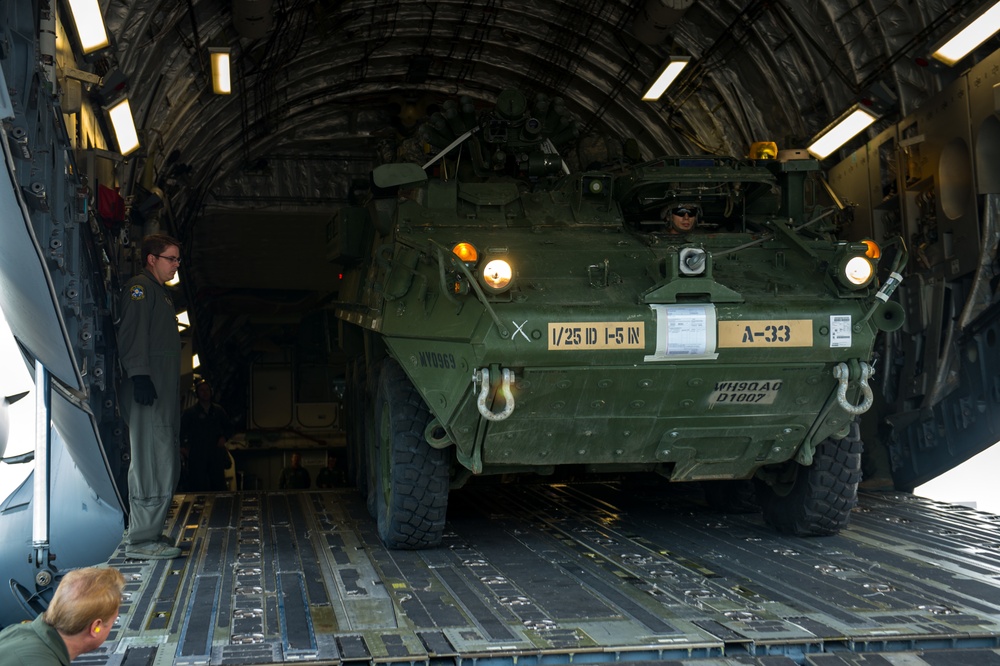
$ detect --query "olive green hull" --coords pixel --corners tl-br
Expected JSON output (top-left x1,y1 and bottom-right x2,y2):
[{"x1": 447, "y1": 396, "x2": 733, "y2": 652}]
[
  {"x1": 382, "y1": 296, "x2": 874, "y2": 480},
  {"x1": 335, "y1": 158, "x2": 886, "y2": 486}
]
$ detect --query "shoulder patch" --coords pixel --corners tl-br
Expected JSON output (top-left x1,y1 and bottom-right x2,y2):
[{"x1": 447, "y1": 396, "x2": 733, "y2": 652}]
[{"x1": 130, "y1": 285, "x2": 146, "y2": 301}]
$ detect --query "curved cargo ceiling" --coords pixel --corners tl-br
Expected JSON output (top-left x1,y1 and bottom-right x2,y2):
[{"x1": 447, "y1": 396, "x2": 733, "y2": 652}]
[{"x1": 99, "y1": 0, "x2": 990, "y2": 224}]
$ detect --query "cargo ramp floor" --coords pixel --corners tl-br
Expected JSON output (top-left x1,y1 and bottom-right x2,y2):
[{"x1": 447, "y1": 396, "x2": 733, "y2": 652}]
[{"x1": 84, "y1": 483, "x2": 1000, "y2": 666}]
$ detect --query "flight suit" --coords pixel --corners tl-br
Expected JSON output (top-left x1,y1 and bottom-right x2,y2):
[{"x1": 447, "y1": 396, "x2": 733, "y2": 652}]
[
  {"x1": 117, "y1": 270, "x2": 181, "y2": 545},
  {"x1": 0, "y1": 614, "x2": 71, "y2": 665}
]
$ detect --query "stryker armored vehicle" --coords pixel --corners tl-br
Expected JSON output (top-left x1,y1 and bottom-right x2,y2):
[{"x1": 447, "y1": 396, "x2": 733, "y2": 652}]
[{"x1": 331, "y1": 89, "x2": 905, "y2": 549}]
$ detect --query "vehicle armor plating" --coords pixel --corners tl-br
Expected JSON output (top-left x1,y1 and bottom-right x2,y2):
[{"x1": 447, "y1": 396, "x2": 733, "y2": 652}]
[{"x1": 331, "y1": 89, "x2": 904, "y2": 549}]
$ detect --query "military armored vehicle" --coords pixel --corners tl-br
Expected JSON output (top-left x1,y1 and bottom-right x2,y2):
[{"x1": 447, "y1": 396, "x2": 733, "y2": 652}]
[{"x1": 331, "y1": 89, "x2": 905, "y2": 549}]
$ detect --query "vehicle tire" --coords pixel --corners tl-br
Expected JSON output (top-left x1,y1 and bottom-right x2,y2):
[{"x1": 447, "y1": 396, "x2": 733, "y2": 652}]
[
  {"x1": 756, "y1": 420, "x2": 862, "y2": 536},
  {"x1": 372, "y1": 359, "x2": 450, "y2": 549},
  {"x1": 344, "y1": 357, "x2": 368, "y2": 496},
  {"x1": 363, "y1": 360, "x2": 380, "y2": 519},
  {"x1": 344, "y1": 359, "x2": 358, "y2": 483}
]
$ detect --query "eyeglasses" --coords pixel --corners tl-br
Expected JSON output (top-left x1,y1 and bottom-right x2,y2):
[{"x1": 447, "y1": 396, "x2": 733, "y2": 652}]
[
  {"x1": 672, "y1": 207, "x2": 698, "y2": 218},
  {"x1": 154, "y1": 254, "x2": 181, "y2": 265}
]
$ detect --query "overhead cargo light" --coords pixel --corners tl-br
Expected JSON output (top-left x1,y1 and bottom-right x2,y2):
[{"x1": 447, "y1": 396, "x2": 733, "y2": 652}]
[
  {"x1": 66, "y1": 0, "x2": 111, "y2": 54},
  {"x1": 806, "y1": 105, "x2": 878, "y2": 160},
  {"x1": 641, "y1": 56, "x2": 691, "y2": 101},
  {"x1": 177, "y1": 310, "x2": 190, "y2": 331},
  {"x1": 209, "y1": 47, "x2": 232, "y2": 95},
  {"x1": 192, "y1": 353, "x2": 201, "y2": 370},
  {"x1": 105, "y1": 97, "x2": 140, "y2": 156},
  {"x1": 931, "y1": 1, "x2": 1000, "y2": 66}
]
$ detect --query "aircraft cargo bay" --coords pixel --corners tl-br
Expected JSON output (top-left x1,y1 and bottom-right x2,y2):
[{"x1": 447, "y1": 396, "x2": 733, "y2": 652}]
[
  {"x1": 86, "y1": 484, "x2": 1000, "y2": 666},
  {"x1": 4, "y1": 2, "x2": 1000, "y2": 663}
]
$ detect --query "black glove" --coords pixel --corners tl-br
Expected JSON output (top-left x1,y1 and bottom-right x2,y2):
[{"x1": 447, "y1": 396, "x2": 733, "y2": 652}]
[{"x1": 132, "y1": 375, "x2": 157, "y2": 406}]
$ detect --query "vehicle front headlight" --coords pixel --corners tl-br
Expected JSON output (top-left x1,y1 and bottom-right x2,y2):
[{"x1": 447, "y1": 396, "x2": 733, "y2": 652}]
[
  {"x1": 839, "y1": 255, "x2": 874, "y2": 289},
  {"x1": 481, "y1": 259, "x2": 513, "y2": 293}
]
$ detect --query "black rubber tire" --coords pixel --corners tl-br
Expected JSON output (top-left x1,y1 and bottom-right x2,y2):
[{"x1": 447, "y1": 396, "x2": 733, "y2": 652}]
[
  {"x1": 372, "y1": 359, "x2": 450, "y2": 549},
  {"x1": 756, "y1": 420, "x2": 862, "y2": 536},
  {"x1": 363, "y1": 360, "x2": 380, "y2": 519},
  {"x1": 344, "y1": 357, "x2": 368, "y2": 497}
]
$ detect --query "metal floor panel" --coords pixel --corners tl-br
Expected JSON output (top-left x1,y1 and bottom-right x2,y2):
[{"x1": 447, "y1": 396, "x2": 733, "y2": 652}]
[{"x1": 88, "y1": 484, "x2": 1000, "y2": 665}]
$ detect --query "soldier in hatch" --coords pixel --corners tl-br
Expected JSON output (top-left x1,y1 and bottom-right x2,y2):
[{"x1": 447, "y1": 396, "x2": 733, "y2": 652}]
[
  {"x1": 116, "y1": 234, "x2": 183, "y2": 560},
  {"x1": 661, "y1": 204, "x2": 700, "y2": 234}
]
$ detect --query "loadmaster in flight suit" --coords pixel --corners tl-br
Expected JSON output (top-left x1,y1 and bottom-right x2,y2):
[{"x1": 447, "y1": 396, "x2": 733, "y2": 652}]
[{"x1": 116, "y1": 234, "x2": 183, "y2": 560}]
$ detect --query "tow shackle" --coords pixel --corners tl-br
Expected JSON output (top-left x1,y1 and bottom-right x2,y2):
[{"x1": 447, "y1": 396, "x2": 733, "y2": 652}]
[
  {"x1": 833, "y1": 361, "x2": 874, "y2": 415},
  {"x1": 473, "y1": 367, "x2": 515, "y2": 421}
]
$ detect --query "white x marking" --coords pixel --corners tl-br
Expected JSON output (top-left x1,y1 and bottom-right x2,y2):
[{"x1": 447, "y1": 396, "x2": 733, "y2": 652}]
[{"x1": 512, "y1": 320, "x2": 530, "y2": 342}]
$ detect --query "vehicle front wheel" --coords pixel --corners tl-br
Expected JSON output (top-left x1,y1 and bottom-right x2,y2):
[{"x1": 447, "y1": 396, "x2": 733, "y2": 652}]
[
  {"x1": 373, "y1": 359, "x2": 450, "y2": 549},
  {"x1": 756, "y1": 420, "x2": 862, "y2": 536},
  {"x1": 344, "y1": 357, "x2": 367, "y2": 495}
]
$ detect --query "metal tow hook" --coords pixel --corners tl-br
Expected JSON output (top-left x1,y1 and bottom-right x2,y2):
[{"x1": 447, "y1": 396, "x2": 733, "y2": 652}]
[
  {"x1": 473, "y1": 368, "x2": 516, "y2": 421},
  {"x1": 833, "y1": 361, "x2": 874, "y2": 415}
]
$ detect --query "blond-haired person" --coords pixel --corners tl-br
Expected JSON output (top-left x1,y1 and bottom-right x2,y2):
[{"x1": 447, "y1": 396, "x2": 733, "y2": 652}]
[{"x1": 0, "y1": 567, "x2": 125, "y2": 665}]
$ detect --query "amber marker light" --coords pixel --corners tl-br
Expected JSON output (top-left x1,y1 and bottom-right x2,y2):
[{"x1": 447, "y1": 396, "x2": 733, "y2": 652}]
[
  {"x1": 482, "y1": 259, "x2": 513, "y2": 292},
  {"x1": 862, "y1": 239, "x2": 881, "y2": 259},
  {"x1": 452, "y1": 242, "x2": 478, "y2": 263},
  {"x1": 749, "y1": 141, "x2": 778, "y2": 160}
]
